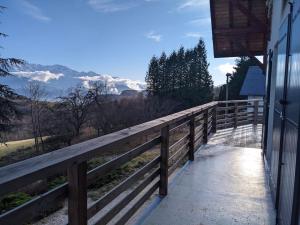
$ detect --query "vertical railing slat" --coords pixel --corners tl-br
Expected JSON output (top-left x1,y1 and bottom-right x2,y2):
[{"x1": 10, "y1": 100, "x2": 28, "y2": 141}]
[
  {"x1": 212, "y1": 105, "x2": 217, "y2": 133},
  {"x1": 68, "y1": 162, "x2": 87, "y2": 225},
  {"x1": 203, "y1": 109, "x2": 209, "y2": 144},
  {"x1": 159, "y1": 125, "x2": 169, "y2": 196},
  {"x1": 189, "y1": 117, "x2": 195, "y2": 161},
  {"x1": 254, "y1": 101, "x2": 259, "y2": 125},
  {"x1": 234, "y1": 103, "x2": 238, "y2": 128}
]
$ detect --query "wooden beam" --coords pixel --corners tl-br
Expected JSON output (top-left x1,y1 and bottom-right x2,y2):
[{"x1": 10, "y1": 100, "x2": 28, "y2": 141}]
[
  {"x1": 234, "y1": 103, "x2": 238, "y2": 129},
  {"x1": 189, "y1": 117, "x2": 195, "y2": 161},
  {"x1": 159, "y1": 126, "x2": 169, "y2": 196},
  {"x1": 210, "y1": 0, "x2": 217, "y2": 58},
  {"x1": 253, "y1": 101, "x2": 259, "y2": 126},
  {"x1": 211, "y1": 106, "x2": 217, "y2": 134},
  {"x1": 229, "y1": 0, "x2": 234, "y2": 28},
  {"x1": 229, "y1": 0, "x2": 267, "y2": 31},
  {"x1": 203, "y1": 109, "x2": 209, "y2": 144},
  {"x1": 68, "y1": 162, "x2": 87, "y2": 225},
  {"x1": 213, "y1": 27, "x2": 266, "y2": 35}
]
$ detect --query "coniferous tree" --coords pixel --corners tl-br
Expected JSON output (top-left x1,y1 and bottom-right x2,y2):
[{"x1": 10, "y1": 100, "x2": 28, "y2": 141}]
[
  {"x1": 145, "y1": 56, "x2": 159, "y2": 95},
  {"x1": 177, "y1": 47, "x2": 186, "y2": 95},
  {"x1": 196, "y1": 40, "x2": 214, "y2": 101},
  {"x1": 184, "y1": 49, "x2": 193, "y2": 89},
  {"x1": 158, "y1": 52, "x2": 167, "y2": 95},
  {"x1": 146, "y1": 39, "x2": 214, "y2": 108},
  {"x1": 168, "y1": 51, "x2": 178, "y2": 96},
  {"x1": 0, "y1": 6, "x2": 24, "y2": 143}
]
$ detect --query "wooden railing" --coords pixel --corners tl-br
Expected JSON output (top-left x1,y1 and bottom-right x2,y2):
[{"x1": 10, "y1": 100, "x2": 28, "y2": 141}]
[
  {"x1": 216, "y1": 99, "x2": 264, "y2": 129},
  {"x1": 0, "y1": 99, "x2": 263, "y2": 225}
]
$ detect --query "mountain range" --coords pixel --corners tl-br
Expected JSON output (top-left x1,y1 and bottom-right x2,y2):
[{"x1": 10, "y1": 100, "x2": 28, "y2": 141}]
[{"x1": 1, "y1": 63, "x2": 146, "y2": 99}]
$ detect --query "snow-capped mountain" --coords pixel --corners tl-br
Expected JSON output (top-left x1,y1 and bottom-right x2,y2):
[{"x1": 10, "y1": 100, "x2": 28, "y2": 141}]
[{"x1": 1, "y1": 63, "x2": 146, "y2": 99}]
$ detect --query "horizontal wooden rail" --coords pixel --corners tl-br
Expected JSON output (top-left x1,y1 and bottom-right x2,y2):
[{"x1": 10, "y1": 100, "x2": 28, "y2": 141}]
[
  {"x1": 93, "y1": 168, "x2": 160, "y2": 225},
  {"x1": 87, "y1": 136, "x2": 160, "y2": 183},
  {"x1": 169, "y1": 133, "x2": 190, "y2": 153},
  {"x1": 168, "y1": 148, "x2": 189, "y2": 176},
  {"x1": 0, "y1": 99, "x2": 264, "y2": 225},
  {"x1": 114, "y1": 181, "x2": 160, "y2": 225},
  {"x1": 87, "y1": 157, "x2": 160, "y2": 219},
  {"x1": 169, "y1": 121, "x2": 189, "y2": 136},
  {"x1": 216, "y1": 99, "x2": 263, "y2": 130},
  {"x1": 169, "y1": 142, "x2": 190, "y2": 164}
]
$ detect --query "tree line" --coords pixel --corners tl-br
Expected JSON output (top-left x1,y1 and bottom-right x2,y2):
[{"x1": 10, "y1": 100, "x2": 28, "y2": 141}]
[
  {"x1": 146, "y1": 39, "x2": 214, "y2": 108},
  {"x1": 13, "y1": 82, "x2": 179, "y2": 153}
]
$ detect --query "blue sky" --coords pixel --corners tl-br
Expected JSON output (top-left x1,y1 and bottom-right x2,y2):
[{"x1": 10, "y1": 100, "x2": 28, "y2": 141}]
[{"x1": 2, "y1": 0, "x2": 237, "y2": 85}]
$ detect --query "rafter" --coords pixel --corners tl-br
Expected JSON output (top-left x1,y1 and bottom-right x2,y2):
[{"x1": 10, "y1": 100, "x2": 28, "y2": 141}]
[
  {"x1": 210, "y1": 0, "x2": 268, "y2": 58},
  {"x1": 229, "y1": 0, "x2": 268, "y2": 31},
  {"x1": 213, "y1": 27, "x2": 266, "y2": 35}
]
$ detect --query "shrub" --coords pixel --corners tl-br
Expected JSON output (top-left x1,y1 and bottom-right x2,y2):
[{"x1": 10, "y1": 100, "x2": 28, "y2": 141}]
[{"x1": 0, "y1": 192, "x2": 32, "y2": 214}]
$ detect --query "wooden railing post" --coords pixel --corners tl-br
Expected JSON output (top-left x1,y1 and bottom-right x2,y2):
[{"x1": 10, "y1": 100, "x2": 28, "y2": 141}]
[
  {"x1": 254, "y1": 101, "x2": 259, "y2": 126},
  {"x1": 159, "y1": 125, "x2": 169, "y2": 196},
  {"x1": 203, "y1": 109, "x2": 209, "y2": 144},
  {"x1": 68, "y1": 162, "x2": 87, "y2": 225},
  {"x1": 212, "y1": 106, "x2": 217, "y2": 133},
  {"x1": 189, "y1": 117, "x2": 195, "y2": 161},
  {"x1": 234, "y1": 103, "x2": 238, "y2": 128}
]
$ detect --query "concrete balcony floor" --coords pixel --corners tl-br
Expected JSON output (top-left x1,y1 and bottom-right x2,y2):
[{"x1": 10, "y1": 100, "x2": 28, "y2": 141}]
[{"x1": 139, "y1": 125, "x2": 276, "y2": 225}]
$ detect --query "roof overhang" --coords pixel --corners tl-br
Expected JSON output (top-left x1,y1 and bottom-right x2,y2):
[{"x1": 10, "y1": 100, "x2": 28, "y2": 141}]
[{"x1": 210, "y1": 0, "x2": 268, "y2": 58}]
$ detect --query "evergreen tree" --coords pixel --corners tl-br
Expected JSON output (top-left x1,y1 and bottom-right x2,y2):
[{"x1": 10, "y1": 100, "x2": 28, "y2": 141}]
[
  {"x1": 158, "y1": 52, "x2": 167, "y2": 95},
  {"x1": 184, "y1": 49, "x2": 194, "y2": 89},
  {"x1": 145, "y1": 56, "x2": 159, "y2": 95},
  {"x1": 176, "y1": 47, "x2": 186, "y2": 95},
  {"x1": 145, "y1": 39, "x2": 214, "y2": 108},
  {"x1": 168, "y1": 51, "x2": 178, "y2": 96},
  {"x1": 196, "y1": 40, "x2": 214, "y2": 101},
  {"x1": 0, "y1": 6, "x2": 24, "y2": 143}
]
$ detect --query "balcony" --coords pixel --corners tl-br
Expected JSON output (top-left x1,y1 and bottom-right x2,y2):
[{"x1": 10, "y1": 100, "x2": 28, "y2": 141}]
[
  {"x1": 0, "y1": 100, "x2": 275, "y2": 225},
  {"x1": 139, "y1": 124, "x2": 275, "y2": 225}
]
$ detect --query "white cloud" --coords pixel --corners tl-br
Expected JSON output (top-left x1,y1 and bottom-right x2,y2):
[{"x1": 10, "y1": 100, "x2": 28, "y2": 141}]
[
  {"x1": 88, "y1": 0, "x2": 156, "y2": 12},
  {"x1": 178, "y1": 0, "x2": 209, "y2": 10},
  {"x1": 217, "y1": 63, "x2": 235, "y2": 75},
  {"x1": 185, "y1": 32, "x2": 202, "y2": 38},
  {"x1": 88, "y1": 0, "x2": 136, "y2": 12},
  {"x1": 21, "y1": 0, "x2": 51, "y2": 22},
  {"x1": 13, "y1": 71, "x2": 64, "y2": 82},
  {"x1": 78, "y1": 74, "x2": 146, "y2": 94},
  {"x1": 188, "y1": 17, "x2": 211, "y2": 26},
  {"x1": 146, "y1": 31, "x2": 162, "y2": 42}
]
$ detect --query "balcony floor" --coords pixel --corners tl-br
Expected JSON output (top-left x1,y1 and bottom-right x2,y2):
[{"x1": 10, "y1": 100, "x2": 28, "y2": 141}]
[{"x1": 138, "y1": 125, "x2": 276, "y2": 225}]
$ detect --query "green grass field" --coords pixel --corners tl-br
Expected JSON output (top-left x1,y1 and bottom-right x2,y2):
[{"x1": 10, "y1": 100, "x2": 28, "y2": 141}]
[{"x1": 0, "y1": 138, "x2": 39, "y2": 158}]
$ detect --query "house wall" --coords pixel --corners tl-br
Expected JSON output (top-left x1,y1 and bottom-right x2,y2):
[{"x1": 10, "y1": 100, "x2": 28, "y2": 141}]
[
  {"x1": 266, "y1": 0, "x2": 300, "y2": 224},
  {"x1": 266, "y1": 0, "x2": 290, "y2": 168}
]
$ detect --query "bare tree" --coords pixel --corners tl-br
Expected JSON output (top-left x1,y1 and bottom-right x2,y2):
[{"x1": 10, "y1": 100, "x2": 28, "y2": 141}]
[
  {"x1": 87, "y1": 81, "x2": 110, "y2": 136},
  {"x1": 24, "y1": 82, "x2": 47, "y2": 152},
  {"x1": 59, "y1": 86, "x2": 93, "y2": 139}
]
